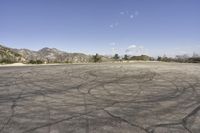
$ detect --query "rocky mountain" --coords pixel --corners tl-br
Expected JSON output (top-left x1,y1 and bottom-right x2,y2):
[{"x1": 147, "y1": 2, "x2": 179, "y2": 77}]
[
  {"x1": 0, "y1": 44, "x2": 23, "y2": 63},
  {"x1": 0, "y1": 44, "x2": 93, "y2": 63}
]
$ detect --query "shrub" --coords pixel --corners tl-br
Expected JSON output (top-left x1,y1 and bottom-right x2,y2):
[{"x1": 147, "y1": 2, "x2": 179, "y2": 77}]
[
  {"x1": 29, "y1": 60, "x2": 43, "y2": 64},
  {"x1": 92, "y1": 53, "x2": 102, "y2": 63},
  {"x1": 123, "y1": 54, "x2": 129, "y2": 60},
  {"x1": 0, "y1": 58, "x2": 15, "y2": 64},
  {"x1": 113, "y1": 54, "x2": 120, "y2": 60}
]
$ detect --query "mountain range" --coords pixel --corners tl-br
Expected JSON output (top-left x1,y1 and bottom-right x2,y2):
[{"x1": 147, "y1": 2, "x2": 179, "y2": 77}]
[
  {"x1": 0, "y1": 44, "x2": 93, "y2": 63},
  {"x1": 0, "y1": 44, "x2": 157, "y2": 64}
]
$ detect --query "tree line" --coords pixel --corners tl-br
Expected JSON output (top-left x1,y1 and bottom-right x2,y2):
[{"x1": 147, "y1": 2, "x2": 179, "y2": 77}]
[
  {"x1": 1, "y1": 52, "x2": 200, "y2": 64},
  {"x1": 27, "y1": 53, "x2": 200, "y2": 64},
  {"x1": 91, "y1": 53, "x2": 200, "y2": 63}
]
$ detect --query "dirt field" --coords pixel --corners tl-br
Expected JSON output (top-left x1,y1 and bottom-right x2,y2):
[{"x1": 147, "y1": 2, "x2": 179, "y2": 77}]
[{"x1": 0, "y1": 62, "x2": 200, "y2": 133}]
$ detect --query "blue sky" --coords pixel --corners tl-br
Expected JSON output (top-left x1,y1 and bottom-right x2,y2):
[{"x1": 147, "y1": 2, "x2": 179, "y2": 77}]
[{"x1": 0, "y1": 0, "x2": 200, "y2": 57}]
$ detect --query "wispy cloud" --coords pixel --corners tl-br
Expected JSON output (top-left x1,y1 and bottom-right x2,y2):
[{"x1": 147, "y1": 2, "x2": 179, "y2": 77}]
[
  {"x1": 130, "y1": 14, "x2": 134, "y2": 19},
  {"x1": 110, "y1": 10, "x2": 139, "y2": 28},
  {"x1": 125, "y1": 44, "x2": 148, "y2": 55},
  {"x1": 127, "y1": 45, "x2": 136, "y2": 49},
  {"x1": 109, "y1": 42, "x2": 118, "y2": 54},
  {"x1": 109, "y1": 42, "x2": 116, "y2": 46},
  {"x1": 120, "y1": 10, "x2": 139, "y2": 19},
  {"x1": 120, "y1": 11, "x2": 125, "y2": 15},
  {"x1": 134, "y1": 11, "x2": 139, "y2": 16},
  {"x1": 109, "y1": 24, "x2": 114, "y2": 28},
  {"x1": 109, "y1": 22, "x2": 119, "y2": 28},
  {"x1": 111, "y1": 47, "x2": 118, "y2": 54}
]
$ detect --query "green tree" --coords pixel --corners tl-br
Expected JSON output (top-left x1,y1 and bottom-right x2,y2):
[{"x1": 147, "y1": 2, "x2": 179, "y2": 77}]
[
  {"x1": 113, "y1": 54, "x2": 119, "y2": 60},
  {"x1": 92, "y1": 53, "x2": 102, "y2": 63},
  {"x1": 157, "y1": 56, "x2": 162, "y2": 61},
  {"x1": 123, "y1": 54, "x2": 129, "y2": 60},
  {"x1": 36, "y1": 60, "x2": 43, "y2": 64},
  {"x1": 29, "y1": 60, "x2": 43, "y2": 64}
]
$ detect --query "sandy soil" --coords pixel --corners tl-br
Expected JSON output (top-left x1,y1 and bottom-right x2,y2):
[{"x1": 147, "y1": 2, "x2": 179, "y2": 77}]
[
  {"x1": 0, "y1": 63, "x2": 68, "y2": 67},
  {"x1": 0, "y1": 63, "x2": 26, "y2": 67},
  {"x1": 0, "y1": 62, "x2": 200, "y2": 133}
]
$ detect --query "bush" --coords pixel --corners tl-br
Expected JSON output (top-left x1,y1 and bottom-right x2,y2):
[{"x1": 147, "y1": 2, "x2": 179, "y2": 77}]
[
  {"x1": 0, "y1": 58, "x2": 15, "y2": 64},
  {"x1": 123, "y1": 54, "x2": 129, "y2": 60},
  {"x1": 188, "y1": 57, "x2": 200, "y2": 63},
  {"x1": 91, "y1": 53, "x2": 102, "y2": 63},
  {"x1": 36, "y1": 60, "x2": 43, "y2": 64},
  {"x1": 157, "y1": 54, "x2": 200, "y2": 63},
  {"x1": 157, "y1": 56, "x2": 162, "y2": 61},
  {"x1": 65, "y1": 60, "x2": 72, "y2": 63},
  {"x1": 130, "y1": 55, "x2": 151, "y2": 61},
  {"x1": 28, "y1": 60, "x2": 43, "y2": 64},
  {"x1": 113, "y1": 54, "x2": 120, "y2": 60}
]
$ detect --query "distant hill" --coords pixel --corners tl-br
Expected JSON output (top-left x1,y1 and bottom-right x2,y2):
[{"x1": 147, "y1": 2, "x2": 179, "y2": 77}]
[
  {"x1": 1, "y1": 44, "x2": 158, "y2": 64},
  {"x1": 14, "y1": 47, "x2": 92, "y2": 63},
  {"x1": 0, "y1": 44, "x2": 22, "y2": 63},
  {"x1": 0, "y1": 44, "x2": 93, "y2": 63}
]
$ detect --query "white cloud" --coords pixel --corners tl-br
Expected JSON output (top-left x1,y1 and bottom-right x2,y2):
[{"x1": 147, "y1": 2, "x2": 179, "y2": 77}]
[
  {"x1": 128, "y1": 45, "x2": 136, "y2": 49},
  {"x1": 110, "y1": 10, "x2": 139, "y2": 28},
  {"x1": 111, "y1": 48, "x2": 118, "y2": 54},
  {"x1": 120, "y1": 12, "x2": 125, "y2": 15},
  {"x1": 109, "y1": 22, "x2": 119, "y2": 28},
  {"x1": 134, "y1": 11, "x2": 139, "y2": 16},
  {"x1": 130, "y1": 14, "x2": 134, "y2": 19},
  {"x1": 109, "y1": 42, "x2": 116, "y2": 46},
  {"x1": 138, "y1": 46, "x2": 143, "y2": 49},
  {"x1": 126, "y1": 45, "x2": 148, "y2": 55},
  {"x1": 109, "y1": 24, "x2": 114, "y2": 28},
  {"x1": 129, "y1": 11, "x2": 139, "y2": 20}
]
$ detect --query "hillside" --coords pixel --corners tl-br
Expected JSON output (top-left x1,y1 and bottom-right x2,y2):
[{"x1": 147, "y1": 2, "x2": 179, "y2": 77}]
[
  {"x1": 0, "y1": 45, "x2": 22, "y2": 63},
  {"x1": 1, "y1": 44, "x2": 158, "y2": 64},
  {"x1": 0, "y1": 44, "x2": 92, "y2": 64}
]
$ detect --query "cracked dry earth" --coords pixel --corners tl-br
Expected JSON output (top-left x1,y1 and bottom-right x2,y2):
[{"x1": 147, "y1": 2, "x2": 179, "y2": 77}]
[{"x1": 0, "y1": 62, "x2": 200, "y2": 133}]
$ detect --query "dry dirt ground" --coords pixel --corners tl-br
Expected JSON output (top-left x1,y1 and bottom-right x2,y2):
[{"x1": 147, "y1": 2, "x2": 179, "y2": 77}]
[{"x1": 0, "y1": 62, "x2": 200, "y2": 133}]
